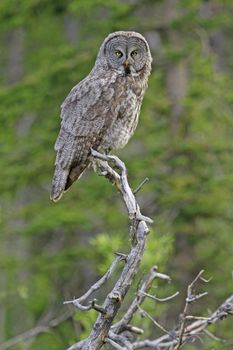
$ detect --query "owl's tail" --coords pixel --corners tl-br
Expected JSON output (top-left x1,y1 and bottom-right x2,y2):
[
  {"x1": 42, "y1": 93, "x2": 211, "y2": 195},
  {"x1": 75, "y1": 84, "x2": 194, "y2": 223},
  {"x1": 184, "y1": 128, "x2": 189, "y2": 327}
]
[
  {"x1": 50, "y1": 164, "x2": 88, "y2": 202},
  {"x1": 50, "y1": 166, "x2": 69, "y2": 202}
]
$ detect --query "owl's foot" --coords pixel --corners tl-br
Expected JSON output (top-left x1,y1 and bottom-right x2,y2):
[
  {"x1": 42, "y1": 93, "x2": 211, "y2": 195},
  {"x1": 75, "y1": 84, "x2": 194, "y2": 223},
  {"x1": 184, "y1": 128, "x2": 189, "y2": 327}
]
[{"x1": 91, "y1": 158, "x2": 108, "y2": 176}]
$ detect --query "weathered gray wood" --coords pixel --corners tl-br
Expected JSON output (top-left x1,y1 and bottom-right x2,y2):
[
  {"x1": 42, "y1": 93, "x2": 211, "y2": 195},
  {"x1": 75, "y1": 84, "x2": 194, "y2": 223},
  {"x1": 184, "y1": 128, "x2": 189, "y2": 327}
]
[
  {"x1": 67, "y1": 151, "x2": 152, "y2": 350},
  {"x1": 66, "y1": 153, "x2": 233, "y2": 350}
]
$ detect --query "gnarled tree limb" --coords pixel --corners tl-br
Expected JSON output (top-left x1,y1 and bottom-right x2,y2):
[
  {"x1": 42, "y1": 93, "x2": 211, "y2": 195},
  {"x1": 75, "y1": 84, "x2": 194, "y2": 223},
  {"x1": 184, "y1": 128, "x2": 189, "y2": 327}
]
[
  {"x1": 66, "y1": 150, "x2": 152, "y2": 350},
  {"x1": 66, "y1": 153, "x2": 233, "y2": 350},
  {"x1": 65, "y1": 153, "x2": 233, "y2": 350}
]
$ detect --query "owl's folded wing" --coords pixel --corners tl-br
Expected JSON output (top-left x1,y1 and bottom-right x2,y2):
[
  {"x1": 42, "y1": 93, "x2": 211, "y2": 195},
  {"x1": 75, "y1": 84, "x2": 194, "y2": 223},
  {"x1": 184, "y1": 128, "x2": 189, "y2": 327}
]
[{"x1": 50, "y1": 71, "x2": 117, "y2": 201}]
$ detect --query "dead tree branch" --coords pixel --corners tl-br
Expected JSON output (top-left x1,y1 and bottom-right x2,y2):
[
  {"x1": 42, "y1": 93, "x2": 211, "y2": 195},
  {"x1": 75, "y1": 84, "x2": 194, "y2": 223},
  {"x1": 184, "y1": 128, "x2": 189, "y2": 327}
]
[
  {"x1": 64, "y1": 254, "x2": 123, "y2": 311},
  {"x1": 130, "y1": 293, "x2": 233, "y2": 349},
  {"x1": 65, "y1": 153, "x2": 233, "y2": 350},
  {"x1": 175, "y1": 270, "x2": 208, "y2": 349},
  {"x1": 66, "y1": 151, "x2": 152, "y2": 350},
  {"x1": 112, "y1": 266, "x2": 173, "y2": 335}
]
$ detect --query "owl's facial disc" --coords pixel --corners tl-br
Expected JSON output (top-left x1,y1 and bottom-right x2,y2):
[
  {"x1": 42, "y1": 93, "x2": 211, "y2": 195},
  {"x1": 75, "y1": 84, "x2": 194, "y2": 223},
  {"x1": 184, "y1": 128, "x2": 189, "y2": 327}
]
[{"x1": 105, "y1": 35, "x2": 148, "y2": 75}]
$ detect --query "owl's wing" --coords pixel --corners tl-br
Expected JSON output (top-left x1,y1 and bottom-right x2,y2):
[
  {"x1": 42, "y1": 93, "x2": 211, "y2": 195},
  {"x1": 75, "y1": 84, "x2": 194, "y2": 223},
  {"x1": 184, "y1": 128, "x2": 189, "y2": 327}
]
[{"x1": 51, "y1": 72, "x2": 116, "y2": 202}]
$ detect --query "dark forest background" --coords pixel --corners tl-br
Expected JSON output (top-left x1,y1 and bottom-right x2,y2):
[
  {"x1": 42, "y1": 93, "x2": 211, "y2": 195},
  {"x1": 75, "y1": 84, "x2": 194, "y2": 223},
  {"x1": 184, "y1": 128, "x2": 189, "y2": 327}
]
[{"x1": 0, "y1": 0, "x2": 233, "y2": 349}]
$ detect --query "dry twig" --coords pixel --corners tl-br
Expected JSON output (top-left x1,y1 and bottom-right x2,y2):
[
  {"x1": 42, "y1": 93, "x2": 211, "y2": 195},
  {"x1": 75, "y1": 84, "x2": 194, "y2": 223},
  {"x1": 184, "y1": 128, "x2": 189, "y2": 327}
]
[
  {"x1": 175, "y1": 270, "x2": 207, "y2": 349},
  {"x1": 63, "y1": 254, "x2": 123, "y2": 311}
]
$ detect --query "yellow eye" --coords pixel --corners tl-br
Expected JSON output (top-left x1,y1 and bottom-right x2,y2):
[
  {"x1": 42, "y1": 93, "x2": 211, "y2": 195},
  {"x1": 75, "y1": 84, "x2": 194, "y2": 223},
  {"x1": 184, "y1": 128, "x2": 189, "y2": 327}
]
[
  {"x1": 131, "y1": 50, "x2": 138, "y2": 57},
  {"x1": 115, "y1": 50, "x2": 123, "y2": 58}
]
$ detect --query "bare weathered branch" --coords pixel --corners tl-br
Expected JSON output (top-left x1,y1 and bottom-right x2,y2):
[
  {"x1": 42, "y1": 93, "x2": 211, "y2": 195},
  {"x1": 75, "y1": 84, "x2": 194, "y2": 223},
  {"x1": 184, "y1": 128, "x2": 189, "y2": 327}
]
[
  {"x1": 109, "y1": 331, "x2": 134, "y2": 349},
  {"x1": 175, "y1": 270, "x2": 207, "y2": 349},
  {"x1": 67, "y1": 151, "x2": 152, "y2": 350},
  {"x1": 139, "y1": 290, "x2": 179, "y2": 302},
  {"x1": 91, "y1": 149, "x2": 153, "y2": 224},
  {"x1": 130, "y1": 294, "x2": 233, "y2": 349},
  {"x1": 112, "y1": 266, "x2": 159, "y2": 334},
  {"x1": 65, "y1": 155, "x2": 233, "y2": 350},
  {"x1": 138, "y1": 304, "x2": 170, "y2": 334},
  {"x1": 112, "y1": 266, "x2": 172, "y2": 335},
  {"x1": 105, "y1": 337, "x2": 125, "y2": 350},
  {"x1": 79, "y1": 221, "x2": 149, "y2": 350},
  {"x1": 133, "y1": 177, "x2": 149, "y2": 194},
  {"x1": 63, "y1": 254, "x2": 123, "y2": 310}
]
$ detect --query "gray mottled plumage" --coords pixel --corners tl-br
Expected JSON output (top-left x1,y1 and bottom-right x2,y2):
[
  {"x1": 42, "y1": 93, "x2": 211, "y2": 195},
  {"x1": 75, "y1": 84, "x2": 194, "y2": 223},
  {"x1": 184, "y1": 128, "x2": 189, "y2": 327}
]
[{"x1": 51, "y1": 31, "x2": 152, "y2": 201}]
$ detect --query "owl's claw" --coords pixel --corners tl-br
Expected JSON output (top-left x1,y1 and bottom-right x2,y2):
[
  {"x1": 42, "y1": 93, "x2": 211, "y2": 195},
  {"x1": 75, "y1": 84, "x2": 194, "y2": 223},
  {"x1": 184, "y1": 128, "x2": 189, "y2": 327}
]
[{"x1": 91, "y1": 158, "x2": 108, "y2": 176}]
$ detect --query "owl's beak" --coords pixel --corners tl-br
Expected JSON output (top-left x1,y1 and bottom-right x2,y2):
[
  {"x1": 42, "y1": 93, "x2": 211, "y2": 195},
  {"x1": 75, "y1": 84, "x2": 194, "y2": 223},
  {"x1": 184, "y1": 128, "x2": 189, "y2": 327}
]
[{"x1": 123, "y1": 60, "x2": 131, "y2": 75}]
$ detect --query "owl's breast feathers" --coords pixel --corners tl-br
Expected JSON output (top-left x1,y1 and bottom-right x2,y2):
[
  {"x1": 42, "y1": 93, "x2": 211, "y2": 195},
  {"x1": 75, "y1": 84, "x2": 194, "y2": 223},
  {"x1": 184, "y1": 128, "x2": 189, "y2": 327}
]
[{"x1": 101, "y1": 72, "x2": 147, "y2": 150}]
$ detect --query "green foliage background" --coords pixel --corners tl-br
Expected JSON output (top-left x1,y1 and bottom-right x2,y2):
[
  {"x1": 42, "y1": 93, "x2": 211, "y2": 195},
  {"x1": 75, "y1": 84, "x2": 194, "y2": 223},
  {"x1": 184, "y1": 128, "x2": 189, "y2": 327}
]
[{"x1": 0, "y1": 0, "x2": 233, "y2": 349}]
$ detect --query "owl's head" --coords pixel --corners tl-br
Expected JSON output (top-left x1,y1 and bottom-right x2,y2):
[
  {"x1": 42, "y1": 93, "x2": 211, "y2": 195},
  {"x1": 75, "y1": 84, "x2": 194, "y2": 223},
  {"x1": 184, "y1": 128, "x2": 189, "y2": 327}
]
[{"x1": 96, "y1": 31, "x2": 152, "y2": 77}]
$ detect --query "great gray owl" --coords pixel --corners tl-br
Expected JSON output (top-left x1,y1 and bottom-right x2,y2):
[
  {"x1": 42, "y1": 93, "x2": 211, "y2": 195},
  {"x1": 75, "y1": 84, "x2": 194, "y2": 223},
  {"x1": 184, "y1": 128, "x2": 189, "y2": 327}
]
[{"x1": 51, "y1": 31, "x2": 152, "y2": 201}]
